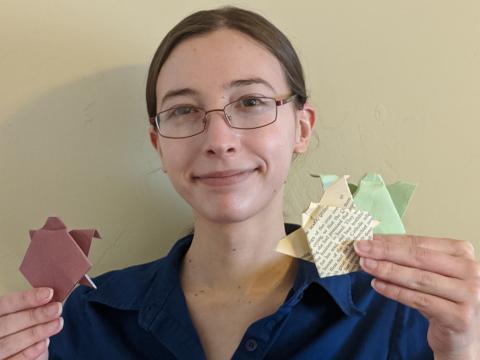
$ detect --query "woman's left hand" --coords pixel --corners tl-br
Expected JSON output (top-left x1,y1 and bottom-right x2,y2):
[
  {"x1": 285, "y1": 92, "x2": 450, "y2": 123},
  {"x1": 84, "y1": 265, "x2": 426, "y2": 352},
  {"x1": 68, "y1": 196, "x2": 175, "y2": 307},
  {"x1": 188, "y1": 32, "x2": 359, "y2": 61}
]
[{"x1": 354, "y1": 235, "x2": 480, "y2": 360}]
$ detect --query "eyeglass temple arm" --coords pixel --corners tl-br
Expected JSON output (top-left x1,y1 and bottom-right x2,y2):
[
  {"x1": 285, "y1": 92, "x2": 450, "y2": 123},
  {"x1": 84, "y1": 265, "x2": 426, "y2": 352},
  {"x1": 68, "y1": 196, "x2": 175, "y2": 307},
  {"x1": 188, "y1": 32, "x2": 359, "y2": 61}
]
[{"x1": 275, "y1": 94, "x2": 297, "y2": 106}]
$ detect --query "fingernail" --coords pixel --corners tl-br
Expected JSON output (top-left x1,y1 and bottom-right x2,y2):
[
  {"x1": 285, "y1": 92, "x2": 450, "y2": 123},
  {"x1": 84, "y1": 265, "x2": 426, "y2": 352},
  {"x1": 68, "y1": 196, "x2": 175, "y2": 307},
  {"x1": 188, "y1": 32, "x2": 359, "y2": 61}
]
[
  {"x1": 45, "y1": 316, "x2": 63, "y2": 333},
  {"x1": 360, "y1": 257, "x2": 377, "y2": 269},
  {"x1": 45, "y1": 302, "x2": 61, "y2": 316},
  {"x1": 372, "y1": 279, "x2": 386, "y2": 290},
  {"x1": 37, "y1": 288, "x2": 53, "y2": 301},
  {"x1": 355, "y1": 240, "x2": 371, "y2": 252}
]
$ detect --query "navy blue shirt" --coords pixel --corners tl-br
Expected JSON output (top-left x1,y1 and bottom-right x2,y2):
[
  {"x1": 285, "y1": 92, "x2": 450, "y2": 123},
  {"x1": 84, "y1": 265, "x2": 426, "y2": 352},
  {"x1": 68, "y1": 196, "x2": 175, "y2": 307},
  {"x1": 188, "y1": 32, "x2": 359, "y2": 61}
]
[{"x1": 50, "y1": 224, "x2": 433, "y2": 359}]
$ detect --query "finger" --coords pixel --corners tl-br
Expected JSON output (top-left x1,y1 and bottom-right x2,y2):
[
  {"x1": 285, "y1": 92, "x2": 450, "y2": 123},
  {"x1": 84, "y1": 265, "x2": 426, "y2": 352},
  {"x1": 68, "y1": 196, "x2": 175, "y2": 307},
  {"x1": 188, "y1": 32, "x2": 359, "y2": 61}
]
[
  {"x1": 354, "y1": 239, "x2": 479, "y2": 279},
  {"x1": 0, "y1": 302, "x2": 62, "y2": 338},
  {"x1": 371, "y1": 279, "x2": 472, "y2": 333},
  {"x1": 359, "y1": 257, "x2": 469, "y2": 303},
  {"x1": 0, "y1": 288, "x2": 53, "y2": 317},
  {"x1": 372, "y1": 235, "x2": 476, "y2": 260},
  {"x1": 0, "y1": 318, "x2": 62, "y2": 359},
  {"x1": 6, "y1": 338, "x2": 49, "y2": 360}
]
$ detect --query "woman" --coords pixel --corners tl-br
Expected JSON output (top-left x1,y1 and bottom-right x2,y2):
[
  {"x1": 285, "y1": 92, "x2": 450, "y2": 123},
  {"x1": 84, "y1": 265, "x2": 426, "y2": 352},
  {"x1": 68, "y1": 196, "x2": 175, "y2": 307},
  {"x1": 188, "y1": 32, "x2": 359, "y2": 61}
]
[{"x1": 0, "y1": 6, "x2": 478, "y2": 360}]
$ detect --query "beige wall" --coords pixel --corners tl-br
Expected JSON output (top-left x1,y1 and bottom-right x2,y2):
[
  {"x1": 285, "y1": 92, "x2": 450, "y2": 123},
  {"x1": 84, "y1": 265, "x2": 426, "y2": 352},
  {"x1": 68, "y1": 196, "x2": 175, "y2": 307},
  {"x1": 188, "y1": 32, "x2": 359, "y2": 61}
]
[{"x1": 1, "y1": 1, "x2": 479, "y2": 294}]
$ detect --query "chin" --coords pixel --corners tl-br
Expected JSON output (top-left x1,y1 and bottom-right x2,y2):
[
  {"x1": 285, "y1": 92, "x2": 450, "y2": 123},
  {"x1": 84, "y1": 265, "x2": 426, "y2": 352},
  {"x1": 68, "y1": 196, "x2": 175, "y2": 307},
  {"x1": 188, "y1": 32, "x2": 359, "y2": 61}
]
[
  {"x1": 203, "y1": 214, "x2": 251, "y2": 225},
  {"x1": 193, "y1": 197, "x2": 270, "y2": 225}
]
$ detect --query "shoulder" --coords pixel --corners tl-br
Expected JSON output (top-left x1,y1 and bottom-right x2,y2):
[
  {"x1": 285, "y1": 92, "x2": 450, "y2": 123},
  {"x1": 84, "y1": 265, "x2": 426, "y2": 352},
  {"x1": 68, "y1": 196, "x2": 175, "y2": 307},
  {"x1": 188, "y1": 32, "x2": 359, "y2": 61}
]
[
  {"x1": 49, "y1": 234, "x2": 193, "y2": 357},
  {"x1": 67, "y1": 232, "x2": 193, "y2": 310},
  {"x1": 76, "y1": 258, "x2": 164, "y2": 309}
]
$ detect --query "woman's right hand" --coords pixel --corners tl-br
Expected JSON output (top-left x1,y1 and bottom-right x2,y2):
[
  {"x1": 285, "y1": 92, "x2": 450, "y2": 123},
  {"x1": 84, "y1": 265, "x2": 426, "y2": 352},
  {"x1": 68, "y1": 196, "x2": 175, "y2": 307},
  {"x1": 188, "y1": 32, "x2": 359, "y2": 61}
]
[{"x1": 0, "y1": 287, "x2": 63, "y2": 360}]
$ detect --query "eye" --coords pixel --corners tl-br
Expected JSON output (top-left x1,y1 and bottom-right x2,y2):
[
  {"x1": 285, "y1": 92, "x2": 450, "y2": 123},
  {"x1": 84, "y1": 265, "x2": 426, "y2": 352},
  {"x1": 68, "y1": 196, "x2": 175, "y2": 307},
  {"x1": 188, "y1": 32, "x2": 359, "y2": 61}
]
[
  {"x1": 172, "y1": 106, "x2": 197, "y2": 116},
  {"x1": 239, "y1": 97, "x2": 265, "y2": 107},
  {"x1": 162, "y1": 106, "x2": 201, "y2": 121}
]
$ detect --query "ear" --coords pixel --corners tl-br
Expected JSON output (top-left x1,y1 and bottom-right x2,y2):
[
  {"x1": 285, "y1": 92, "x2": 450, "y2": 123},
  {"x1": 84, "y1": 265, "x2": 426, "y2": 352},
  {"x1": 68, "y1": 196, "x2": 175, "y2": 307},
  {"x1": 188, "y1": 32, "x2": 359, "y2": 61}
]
[
  {"x1": 293, "y1": 102, "x2": 316, "y2": 154},
  {"x1": 149, "y1": 125, "x2": 166, "y2": 172}
]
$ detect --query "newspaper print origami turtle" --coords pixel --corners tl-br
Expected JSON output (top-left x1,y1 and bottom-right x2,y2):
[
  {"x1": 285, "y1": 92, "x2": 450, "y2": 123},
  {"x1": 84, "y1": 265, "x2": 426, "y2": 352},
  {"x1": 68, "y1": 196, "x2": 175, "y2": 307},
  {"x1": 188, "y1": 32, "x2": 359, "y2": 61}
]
[{"x1": 277, "y1": 173, "x2": 416, "y2": 278}]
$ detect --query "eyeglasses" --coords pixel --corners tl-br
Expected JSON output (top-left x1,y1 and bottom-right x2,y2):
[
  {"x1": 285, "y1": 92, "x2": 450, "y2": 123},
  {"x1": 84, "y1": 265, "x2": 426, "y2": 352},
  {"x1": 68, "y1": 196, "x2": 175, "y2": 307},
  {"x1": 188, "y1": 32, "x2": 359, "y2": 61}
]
[{"x1": 149, "y1": 94, "x2": 297, "y2": 139}]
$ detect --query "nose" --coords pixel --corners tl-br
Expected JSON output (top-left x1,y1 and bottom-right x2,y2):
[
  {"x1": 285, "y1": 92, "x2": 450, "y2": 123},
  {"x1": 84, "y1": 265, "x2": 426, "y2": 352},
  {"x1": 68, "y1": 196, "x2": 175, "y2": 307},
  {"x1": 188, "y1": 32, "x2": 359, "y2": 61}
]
[{"x1": 201, "y1": 110, "x2": 239, "y2": 157}]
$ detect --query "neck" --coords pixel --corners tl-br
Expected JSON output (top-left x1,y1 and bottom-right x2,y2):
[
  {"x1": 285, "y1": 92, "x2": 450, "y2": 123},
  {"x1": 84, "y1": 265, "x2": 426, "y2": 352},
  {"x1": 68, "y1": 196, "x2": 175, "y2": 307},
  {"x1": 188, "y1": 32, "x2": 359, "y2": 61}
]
[{"x1": 180, "y1": 198, "x2": 297, "y2": 297}]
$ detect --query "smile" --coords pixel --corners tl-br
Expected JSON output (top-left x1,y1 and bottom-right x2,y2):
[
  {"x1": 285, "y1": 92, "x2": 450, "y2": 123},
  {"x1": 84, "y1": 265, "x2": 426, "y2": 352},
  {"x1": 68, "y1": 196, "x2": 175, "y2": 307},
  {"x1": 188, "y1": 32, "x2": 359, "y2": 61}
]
[{"x1": 193, "y1": 168, "x2": 258, "y2": 186}]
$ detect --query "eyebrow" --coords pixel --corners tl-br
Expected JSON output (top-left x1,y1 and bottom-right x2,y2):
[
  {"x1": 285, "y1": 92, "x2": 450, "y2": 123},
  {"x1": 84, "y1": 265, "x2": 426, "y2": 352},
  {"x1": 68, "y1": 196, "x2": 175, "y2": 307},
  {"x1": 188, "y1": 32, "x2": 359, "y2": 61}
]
[
  {"x1": 159, "y1": 77, "x2": 276, "y2": 107},
  {"x1": 160, "y1": 88, "x2": 200, "y2": 107},
  {"x1": 227, "y1": 77, "x2": 276, "y2": 92}
]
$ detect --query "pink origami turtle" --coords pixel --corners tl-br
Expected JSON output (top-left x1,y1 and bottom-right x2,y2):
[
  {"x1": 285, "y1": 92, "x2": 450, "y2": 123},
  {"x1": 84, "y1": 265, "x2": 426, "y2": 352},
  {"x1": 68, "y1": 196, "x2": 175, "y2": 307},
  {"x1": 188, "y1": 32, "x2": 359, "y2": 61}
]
[{"x1": 19, "y1": 216, "x2": 101, "y2": 302}]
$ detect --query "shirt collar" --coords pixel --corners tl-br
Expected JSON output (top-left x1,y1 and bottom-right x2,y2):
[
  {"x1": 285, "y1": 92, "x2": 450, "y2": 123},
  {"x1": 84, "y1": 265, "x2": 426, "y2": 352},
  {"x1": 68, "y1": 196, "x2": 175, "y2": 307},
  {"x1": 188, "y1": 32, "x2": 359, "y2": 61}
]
[
  {"x1": 284, "y1": 223, "x2": 366, "y2": 316},
  {"x1": 85, "y1": 223, "x2": 366, "y2": 320},
  {"x1": 292, "y1": 259, "x2": 366, "y2": 316}
]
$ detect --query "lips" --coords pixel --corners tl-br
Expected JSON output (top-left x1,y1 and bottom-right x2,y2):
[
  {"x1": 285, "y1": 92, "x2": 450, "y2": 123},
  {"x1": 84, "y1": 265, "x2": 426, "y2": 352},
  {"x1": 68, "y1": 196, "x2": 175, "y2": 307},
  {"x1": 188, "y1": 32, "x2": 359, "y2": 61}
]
[{"x1": 193, "y1": 168, "x2": 258, "y2": 186}]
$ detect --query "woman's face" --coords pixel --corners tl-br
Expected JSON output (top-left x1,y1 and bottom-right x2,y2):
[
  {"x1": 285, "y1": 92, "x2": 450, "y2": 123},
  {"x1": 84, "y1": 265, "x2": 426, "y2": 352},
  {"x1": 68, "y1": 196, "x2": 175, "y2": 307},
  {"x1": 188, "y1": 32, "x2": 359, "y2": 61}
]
[{"x1": 149, "y1": 28, "x2": 314, "y2": 224}]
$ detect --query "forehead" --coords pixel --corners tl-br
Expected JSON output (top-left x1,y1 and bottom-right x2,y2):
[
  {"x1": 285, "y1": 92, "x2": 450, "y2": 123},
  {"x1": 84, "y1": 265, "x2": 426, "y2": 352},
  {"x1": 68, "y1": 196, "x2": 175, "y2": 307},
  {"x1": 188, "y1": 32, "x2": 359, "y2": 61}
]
[{"x1": 155, "y1": 28, "x2": 289, "y2": 100}]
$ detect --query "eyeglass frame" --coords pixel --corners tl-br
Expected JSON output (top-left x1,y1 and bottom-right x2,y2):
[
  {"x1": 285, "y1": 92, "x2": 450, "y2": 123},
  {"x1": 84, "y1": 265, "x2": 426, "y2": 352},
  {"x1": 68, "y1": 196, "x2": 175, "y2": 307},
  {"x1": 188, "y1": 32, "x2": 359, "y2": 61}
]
[{"x1": 148, "y1": 94, "x2": 299, "y2": 139}]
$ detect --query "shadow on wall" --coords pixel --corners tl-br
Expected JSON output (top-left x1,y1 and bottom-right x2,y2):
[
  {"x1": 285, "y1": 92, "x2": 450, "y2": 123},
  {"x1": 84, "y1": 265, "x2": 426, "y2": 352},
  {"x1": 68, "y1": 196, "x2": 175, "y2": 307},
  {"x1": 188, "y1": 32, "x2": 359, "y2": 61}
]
[{"x1": 0, "y1": 65, "x2": 192, "y2": 290}]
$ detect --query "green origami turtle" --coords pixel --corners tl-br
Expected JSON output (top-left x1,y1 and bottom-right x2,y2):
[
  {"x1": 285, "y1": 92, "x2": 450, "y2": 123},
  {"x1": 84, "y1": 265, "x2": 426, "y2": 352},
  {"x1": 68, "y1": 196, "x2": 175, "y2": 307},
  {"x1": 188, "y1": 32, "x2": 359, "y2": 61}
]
[{"x1": 320, "y1": 173, "x2": 416, "y2": 234}]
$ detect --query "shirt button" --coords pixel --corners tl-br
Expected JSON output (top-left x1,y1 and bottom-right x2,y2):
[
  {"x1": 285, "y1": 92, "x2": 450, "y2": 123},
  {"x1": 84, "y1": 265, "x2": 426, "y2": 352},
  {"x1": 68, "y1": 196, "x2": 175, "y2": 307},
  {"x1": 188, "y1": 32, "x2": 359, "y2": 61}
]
[{"x1": 245, "y1": 338, "x2": 258, "y2": 352}]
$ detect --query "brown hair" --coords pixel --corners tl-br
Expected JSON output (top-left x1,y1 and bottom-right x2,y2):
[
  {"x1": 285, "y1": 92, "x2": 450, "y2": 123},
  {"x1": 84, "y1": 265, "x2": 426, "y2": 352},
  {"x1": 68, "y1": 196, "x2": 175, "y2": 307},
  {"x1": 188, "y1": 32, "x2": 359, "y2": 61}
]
[{"x1": 146, "y1": 6, "x2": 308, "y2": 121}]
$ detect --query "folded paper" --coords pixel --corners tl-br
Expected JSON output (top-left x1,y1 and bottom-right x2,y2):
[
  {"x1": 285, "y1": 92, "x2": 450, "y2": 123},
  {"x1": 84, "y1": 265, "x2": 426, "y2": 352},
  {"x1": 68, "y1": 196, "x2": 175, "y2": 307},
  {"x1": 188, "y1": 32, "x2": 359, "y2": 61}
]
[
  {"x1": 320, "y1": 173, "x2": 416, "y2": 234},
  {"x1": 277, "y1": 173, "x2": 416, "y2": 277},
  {"x1": 19, "y1": 217, "x2": 101, "y2": 302}
]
